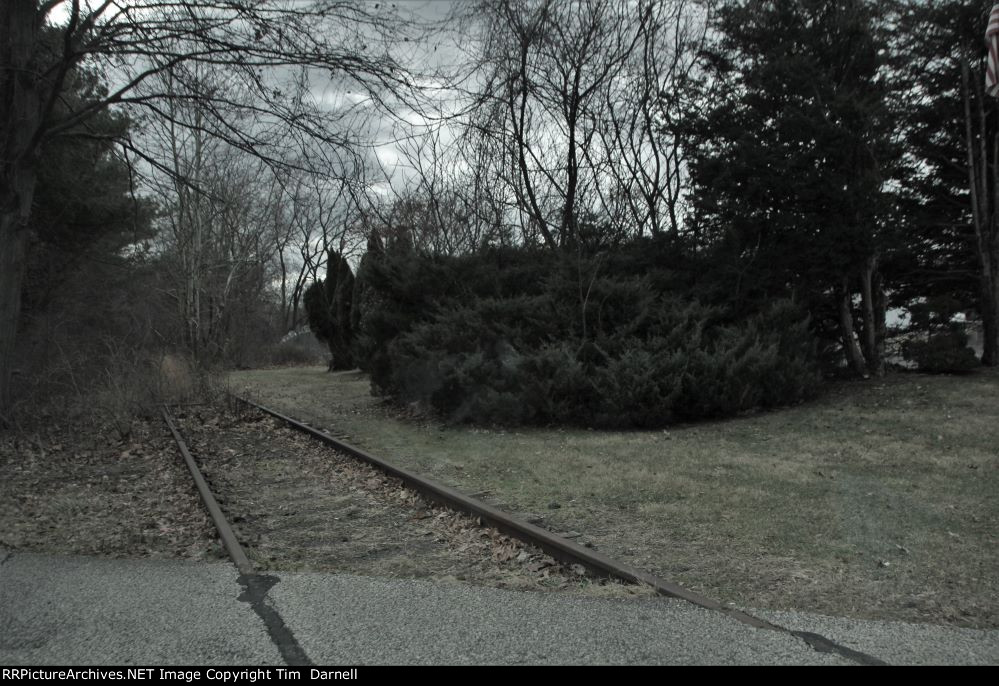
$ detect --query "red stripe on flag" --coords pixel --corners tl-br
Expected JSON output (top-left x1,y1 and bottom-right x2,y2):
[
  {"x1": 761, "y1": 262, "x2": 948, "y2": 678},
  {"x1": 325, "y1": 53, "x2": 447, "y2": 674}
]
[{"x1": 987, "y1": 5, "x2": 999, "y2": 97}]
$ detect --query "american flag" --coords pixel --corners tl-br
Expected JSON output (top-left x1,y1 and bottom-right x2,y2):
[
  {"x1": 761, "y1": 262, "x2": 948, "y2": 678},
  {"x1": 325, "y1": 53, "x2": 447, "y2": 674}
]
[{"x1": 987, "y1": 4, "x2": 999, "y2": 96}]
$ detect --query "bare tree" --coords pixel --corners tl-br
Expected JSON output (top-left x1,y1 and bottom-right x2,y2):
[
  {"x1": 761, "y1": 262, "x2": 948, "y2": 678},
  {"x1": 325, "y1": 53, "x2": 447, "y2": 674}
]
[
  {"x1": 264, "y1": 165, "x2": 367, "y2": 334},
  {"x1": 373, "y1": 119, "x2": 513, "y2": 255},
  {"x1": 0, "y1": 0, "x2": 425, "y2": 417},
  {"x1": 451, "y1": 0, "x2": 703, "y2": 252},
  {"x1": 145, "y1": 93, "x2": 276, "y2": 361},
  {"x1": 961, "y1": 58, "x2": 999, "y2": 366},
  {"x1": 264, "y1": 172, "x2": 307, "y2": 333},
  {"x1": 597, "y1": 0, "x2": 705, "y2": 239}
]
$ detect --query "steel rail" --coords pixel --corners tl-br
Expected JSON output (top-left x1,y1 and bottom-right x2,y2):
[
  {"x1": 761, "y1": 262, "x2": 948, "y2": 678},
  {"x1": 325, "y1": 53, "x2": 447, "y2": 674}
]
[
  {"x1": 162, "y1": 406, "x2": 255, "y2": 576},
  {"x1": 164, "y1": 395, "x2": 886, "y2": 664},
  {"x1": 233, "y1": 396, "x2": 780, "y2": 632}
]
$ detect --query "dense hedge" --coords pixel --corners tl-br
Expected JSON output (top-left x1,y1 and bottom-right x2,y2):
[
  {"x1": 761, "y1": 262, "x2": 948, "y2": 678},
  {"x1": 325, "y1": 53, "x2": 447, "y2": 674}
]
[
  {"x1": 900, "y1": 297, "x2": 980, "y2": 373},
  {"x1": 903, "y1": 331, "x2": 979, "y2": 373},
  {"x1": 352, "y1": 239, "x2": 821, "y2": 427}
]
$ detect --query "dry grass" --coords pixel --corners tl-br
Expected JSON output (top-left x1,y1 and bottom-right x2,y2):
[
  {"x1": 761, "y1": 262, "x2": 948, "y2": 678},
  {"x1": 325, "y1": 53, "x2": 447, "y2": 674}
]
[
  {"x1": 231, "y1": 365, "x2": 999, "y2": 629},
  {"x1": 0, "y1": 416, "x2": 219, "y2": 560},
  {"x1": 0, "y1": 351, "x2": 236, "y2": 563},
  {"x1": 174, "y1": 406, "x2": 650, "y2": 598}
]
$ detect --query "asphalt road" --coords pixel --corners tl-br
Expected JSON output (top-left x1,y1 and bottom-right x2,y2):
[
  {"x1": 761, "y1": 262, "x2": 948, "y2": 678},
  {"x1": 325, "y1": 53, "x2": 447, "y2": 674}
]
[{"x1": 1, "y1": 549, "x2": 996, "y2": 665}]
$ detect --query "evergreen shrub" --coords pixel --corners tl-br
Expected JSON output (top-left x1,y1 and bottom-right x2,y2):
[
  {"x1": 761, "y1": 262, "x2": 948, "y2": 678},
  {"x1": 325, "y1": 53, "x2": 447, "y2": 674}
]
[
  {"x1": 903, "y1": 331, "x2": 979, "y2": 373},
  {"x1": 355, "y1": 242, "x2": 822, "y2": 427}
]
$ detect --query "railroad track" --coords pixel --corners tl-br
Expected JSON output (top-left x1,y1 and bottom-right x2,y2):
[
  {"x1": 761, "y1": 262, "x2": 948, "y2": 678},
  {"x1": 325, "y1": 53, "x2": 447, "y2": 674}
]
[
  {"x1": 160, "y1": 402, "x2": 633, "y2": 592},
  {"x1": 162, "y1": 398, "x2": 886, "y2": 666}
]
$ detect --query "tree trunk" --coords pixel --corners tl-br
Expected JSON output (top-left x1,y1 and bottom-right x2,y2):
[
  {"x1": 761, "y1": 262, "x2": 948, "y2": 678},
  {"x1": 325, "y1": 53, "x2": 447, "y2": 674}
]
[
  {"x1": 0, "y1": 159, "x2": 37, "y2": 423},
  {"x1": 874, "y1": 268, "x2": 887, "y2": 368},
  {"x1": 982, "y1": 269, "x2": 999, "y2": 366},
  {"x1": 0, "y1": 1, "x2": 44, "y2": 421},
  {"x1": 838, "y1": 278, "x2": 867, "y2": 377},
  {"x1": 859, "y1": 255, "x2": 885, "y2": 377},
  {"x1": 961, "y1": 59, "x2": 999, "y2": 366},
  {"x1": 0, "y1": 210, "x2": 31, "y2": 420}
]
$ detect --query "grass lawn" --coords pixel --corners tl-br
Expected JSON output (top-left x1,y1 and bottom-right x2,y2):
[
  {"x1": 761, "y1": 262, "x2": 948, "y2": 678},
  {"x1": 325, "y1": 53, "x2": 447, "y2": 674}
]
[{"x1": 230, "y1": 365, "x2": 999, "y2": 628}]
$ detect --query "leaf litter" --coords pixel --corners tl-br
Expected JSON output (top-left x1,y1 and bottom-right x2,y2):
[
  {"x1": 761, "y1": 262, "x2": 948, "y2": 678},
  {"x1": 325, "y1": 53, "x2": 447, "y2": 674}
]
[
  {"x1": 175, "y1": 405, "x2": 649, "y2": 597},
  {"x1": 0, "y1": 417, "x2": 219, "y2": 560}
]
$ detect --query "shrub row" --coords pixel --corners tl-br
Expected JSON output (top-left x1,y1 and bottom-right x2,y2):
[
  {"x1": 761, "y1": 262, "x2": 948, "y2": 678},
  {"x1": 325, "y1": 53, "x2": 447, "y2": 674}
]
[{"x1": 352, "y1": 241, "x2": 822, "y2": 427}]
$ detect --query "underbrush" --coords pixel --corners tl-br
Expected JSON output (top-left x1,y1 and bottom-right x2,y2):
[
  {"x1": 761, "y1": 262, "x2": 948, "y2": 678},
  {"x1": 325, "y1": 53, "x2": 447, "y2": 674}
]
[
  {"x1": 10, "y1": 334, "x2": 230, "y2": 438},
  {"x1": 903, "y1": 331, "x2": 980, "y2": 373},
  {"x1": 253, "y1": 332, "x2": 328, "y2": 368}
]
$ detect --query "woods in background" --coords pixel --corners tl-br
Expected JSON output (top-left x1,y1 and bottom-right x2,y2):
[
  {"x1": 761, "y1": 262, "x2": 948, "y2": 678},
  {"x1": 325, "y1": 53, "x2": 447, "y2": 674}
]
[{"x1": 3, "y1": 0, "x2": 997, "y2": 427}]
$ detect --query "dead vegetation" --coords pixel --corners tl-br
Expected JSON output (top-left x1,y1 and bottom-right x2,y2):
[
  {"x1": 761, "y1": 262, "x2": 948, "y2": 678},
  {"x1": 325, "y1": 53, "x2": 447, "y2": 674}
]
[
  {"x1": 175, "y1": 405, "x2": 650, "y2": 597},
  {"x1": 0, "y1": 369, "x2": 650, "y2": 599},
  {"x1": 232, "y1": 365, "x2": 999, "y2": 629},
  {"x1": 0, "y1": 355, "x2": 229, "y2": 562},
  {"x1": 0, "y1": 415, "x2": 218, "y2": 560}
]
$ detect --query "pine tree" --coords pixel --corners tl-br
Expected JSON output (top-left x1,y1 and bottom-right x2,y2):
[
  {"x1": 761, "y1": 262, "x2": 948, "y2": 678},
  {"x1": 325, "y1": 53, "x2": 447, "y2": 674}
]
[
  {"x1": 891, "y1": 0, "x2": 999, "y2": 366},
  {"x1": 686, "y1": 0, "x2": 899, "y2": 375},
  {"x1": 304, "y1": 251, "x2": 355, "y2": 370}
]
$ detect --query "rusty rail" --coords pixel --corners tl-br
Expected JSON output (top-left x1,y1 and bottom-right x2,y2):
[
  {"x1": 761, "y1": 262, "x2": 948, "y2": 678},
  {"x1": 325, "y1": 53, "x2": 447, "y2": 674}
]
[
  {"x1": 162, "y1": 406, "x2": 254, "y2": 576},
  {"x1": 164, "y1": 395, "x2": 886, "y2": 664},
  {"x1": 233, "y1": 396, "x2": 781, "y2": 632}
]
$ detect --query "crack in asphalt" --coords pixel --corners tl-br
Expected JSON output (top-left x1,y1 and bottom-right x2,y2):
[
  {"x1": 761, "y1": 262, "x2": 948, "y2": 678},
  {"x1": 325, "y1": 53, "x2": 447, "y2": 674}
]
[
  {"x1": 791, "y1": 629, "x2": 888, "y2": 666},
  {"x1": 237, "y1": 573, "x2": 313, "y2": 667}
]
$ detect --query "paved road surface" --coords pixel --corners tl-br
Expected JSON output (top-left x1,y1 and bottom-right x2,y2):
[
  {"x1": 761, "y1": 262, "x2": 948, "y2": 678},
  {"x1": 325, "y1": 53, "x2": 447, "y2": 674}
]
[{"x1": 1, "y1": 549, "x2": 996, "y2": 665}]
